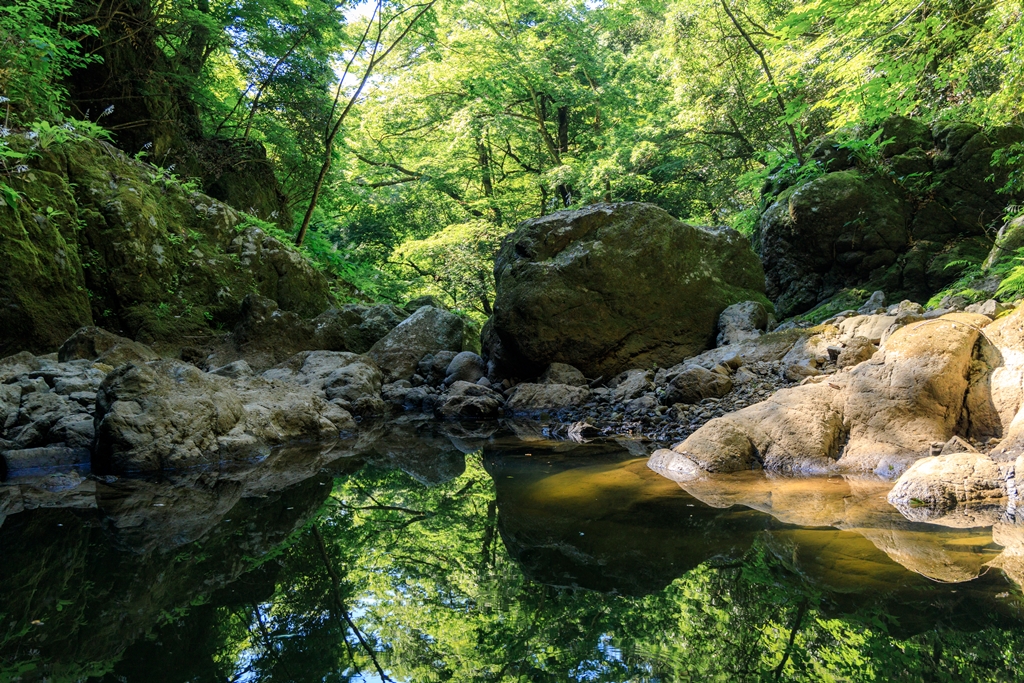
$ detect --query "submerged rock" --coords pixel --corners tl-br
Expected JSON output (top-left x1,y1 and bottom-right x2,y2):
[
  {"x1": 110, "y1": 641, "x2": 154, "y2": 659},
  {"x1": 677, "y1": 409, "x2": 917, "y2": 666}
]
[{"x1": 489, "y1": 202, "x2": 766, "y2": 378}]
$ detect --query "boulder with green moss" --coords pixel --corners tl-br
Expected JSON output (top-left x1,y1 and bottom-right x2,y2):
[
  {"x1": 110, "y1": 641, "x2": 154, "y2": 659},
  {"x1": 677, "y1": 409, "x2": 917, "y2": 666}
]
[
  {"x1": 0, "y1": 138, "x2": 333, "y2": 355},
  {"x1": 758, "y1": 117, "x2": 1024, "y2": 317},
  {"x1": 489, "y1": 202, "x2": 767, "y2": 378}
]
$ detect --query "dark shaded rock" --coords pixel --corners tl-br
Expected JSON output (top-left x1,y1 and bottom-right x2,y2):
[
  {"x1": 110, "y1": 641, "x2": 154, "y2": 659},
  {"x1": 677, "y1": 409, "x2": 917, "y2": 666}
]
[
  {"x1": 58, "y1": 326, "x2": 160, "y2": 366},
  {"x1": 445, "y1": 351, "x2": 486, "y2": 385},
  {"x1": 418, "y1": 350, "x2": 459, "y2": 387},
  {"x1": 436, "y1": 381, "x2": 505, "y2": 419},
  {"x1": 540, "y1": 362, "x2": 587, "y2": 387},
  {"x1": 758, "y1": 120, "x2": 1021, "y2": 317},
  {"x1": 490, "y1": 202, "x2": 766, "y2": 378}
]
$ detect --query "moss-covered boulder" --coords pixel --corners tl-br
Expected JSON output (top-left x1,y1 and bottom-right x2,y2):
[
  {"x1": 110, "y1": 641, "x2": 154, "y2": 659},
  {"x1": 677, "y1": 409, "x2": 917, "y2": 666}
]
[
  {"x1": 490, "y1": 202, "x2": 767, "y2": 378},
  {"x1": 0, "y1": 138, "x2": 333, "y2": 355},
  {"x1": 758, "y1": 118, "x2": 1023, "y2": 317}
]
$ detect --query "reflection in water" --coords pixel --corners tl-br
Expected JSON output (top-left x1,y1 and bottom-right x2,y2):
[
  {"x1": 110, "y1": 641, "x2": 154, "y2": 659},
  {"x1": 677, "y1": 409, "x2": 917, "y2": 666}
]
[{"x1": 1, "y1": 428, "x2": 1024, "y2": 682}]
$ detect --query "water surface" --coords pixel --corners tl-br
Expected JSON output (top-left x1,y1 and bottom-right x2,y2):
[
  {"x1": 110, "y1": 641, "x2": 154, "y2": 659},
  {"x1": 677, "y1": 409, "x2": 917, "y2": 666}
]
[{"x1": 2, "y1": 425, "x2": 1022, "y2": 682}]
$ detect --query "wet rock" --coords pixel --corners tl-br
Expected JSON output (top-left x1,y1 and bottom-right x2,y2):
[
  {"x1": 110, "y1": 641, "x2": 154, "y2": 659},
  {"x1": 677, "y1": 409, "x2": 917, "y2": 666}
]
[
  {"x1": 369, "y1": 306, "x2": 464, "y2": 382},
  {"x1": 436, "y1": 381, "x2": 505, "y2": 419},
  {"x1": 490, "y1": 202, "x2": 766, "y2": 377},
  {"x1": 1, "y1": 446, "x2": 90, "y2": 475},
  {"x1": 717, "y1": 301, "x2": 770, "y2": 346},
  {"x1": 540, "y1": 362, "x2": 587, "y2": 387},
  {"x1": 444, "y1": 351, "x2": 487, "y2": 385}
]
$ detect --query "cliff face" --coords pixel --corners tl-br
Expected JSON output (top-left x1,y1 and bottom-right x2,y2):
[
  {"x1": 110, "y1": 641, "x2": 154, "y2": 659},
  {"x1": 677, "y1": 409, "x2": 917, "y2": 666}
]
[{"x1": 0, "y1": 137, "x2": 332, "y2": 356}]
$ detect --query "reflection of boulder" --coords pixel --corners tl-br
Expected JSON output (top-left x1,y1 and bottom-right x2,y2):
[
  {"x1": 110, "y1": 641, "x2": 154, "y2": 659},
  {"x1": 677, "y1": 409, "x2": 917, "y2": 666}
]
[
  {"x1": 486, "y1": 449, "x2": 765, "y2": 595},
  {"x1": 360, "y1": 420, "x2": 468, "y2": 485},
  {"x1": 657, "y1": 468, "x2": 1005, "y2": 586}
]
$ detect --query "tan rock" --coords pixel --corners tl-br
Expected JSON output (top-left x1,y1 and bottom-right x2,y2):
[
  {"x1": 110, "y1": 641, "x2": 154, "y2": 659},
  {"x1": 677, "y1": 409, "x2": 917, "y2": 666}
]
[{"x1": 887, "y1": 452, "x2": 1008, "y2": 521}]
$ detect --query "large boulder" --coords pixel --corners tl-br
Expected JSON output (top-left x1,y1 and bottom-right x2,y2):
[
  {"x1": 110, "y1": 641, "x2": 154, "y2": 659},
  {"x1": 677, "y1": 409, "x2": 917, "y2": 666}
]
[
  {"x1": 489, "y1": 202, "x2": 766, "y2": 378},
  {"x1": 368, "y1": 306, "x2": 464, "y2": 383},
  {"x1": 58, "y1": 326, "x2": 159, "y2": 366},
  {"x1": 758, "y1": 119, "x2": 1023, "y2": 317}
]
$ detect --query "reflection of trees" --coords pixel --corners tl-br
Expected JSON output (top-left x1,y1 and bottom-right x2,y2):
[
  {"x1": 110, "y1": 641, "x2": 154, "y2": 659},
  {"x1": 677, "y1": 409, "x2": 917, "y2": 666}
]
[{"x1": 108, "y1": 453, "x2": 1024, "y2": 683}]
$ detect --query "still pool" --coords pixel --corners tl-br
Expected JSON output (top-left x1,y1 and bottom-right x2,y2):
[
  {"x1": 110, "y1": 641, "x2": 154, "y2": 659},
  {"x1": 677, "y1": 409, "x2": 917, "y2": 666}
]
[{"x1": 2, "y1": 425, "x2": 1022, "y2": 682}]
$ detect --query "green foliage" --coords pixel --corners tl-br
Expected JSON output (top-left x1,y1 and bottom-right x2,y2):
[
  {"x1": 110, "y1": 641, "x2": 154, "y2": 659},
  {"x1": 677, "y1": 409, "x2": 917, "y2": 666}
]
[{"x1": 0, "y1": 0, "x2": 98, "y2": 125}]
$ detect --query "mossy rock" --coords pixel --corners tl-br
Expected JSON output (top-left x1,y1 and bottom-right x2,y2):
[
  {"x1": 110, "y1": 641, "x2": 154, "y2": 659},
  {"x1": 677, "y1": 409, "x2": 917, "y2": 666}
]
[
  {"x1": 0, "y1": 138, "x2": 333, "y2": 354},
  {"x1": 1, "y1": 161, "x2": 92, "y2": 355},
  {"x1": 491, "y1": 202, "x2": 767, "y2": 377}
]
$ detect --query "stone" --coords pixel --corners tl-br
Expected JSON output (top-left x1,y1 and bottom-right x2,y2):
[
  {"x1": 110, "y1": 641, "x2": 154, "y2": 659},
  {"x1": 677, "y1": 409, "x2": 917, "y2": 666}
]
[
  {"x1": 58, "y1": 327, "x2": 159, "y2": 367},
  {"x1": 649, "y1": 317, "x2": 987, "y2": 479},
  {"x1": 783, "y1": 361, "x2": 821, "y2": 382},
  {"x1": 612, "y1": 369, "x2": 654, "y2": 402},
  {"x1": 717, "y1": 301, "x2": 770, "y2": 346},
  {"x1": 758, "y1": 122, "x2": 1019, "y2": 316},
  {"x1": 965, "y1": 299, "x2": 1009, "y2": 318},
  {"x1": 436, "y1": 381, "x2": 505, "y2": 419},
  {"x1": 857, "y1": 291, "x2": 886, "y2": 314},
  {"x1": 504, "y1": 383, "x2": 591, "y2": 415},
  {"x1": 368, "y1": 306, "x2": 464, "y2": 383},
  {"x1": 837, "y1": 337, "x2": 877, "y2": 368},
  {"x1": 1, "y1": 446, "x2": 91, "y2": 474},
  {"x1": 489, "y1": 202, "x2": 766, "y2": 378},
  {"x1": 540, "y1": 362, "x2": 587, "y2": 387},
  {"x1": 887, "y1": 452, "x2": 1008, "y2": 516},
  {"x1": 661, "y1": 366, "x2": 733, "y2": 405},
  {"x1": 209, "y1": 360, "x2": 253, "y2": 378},
  {"x1": 625, "y1": 395, "x2": 658, "y2": 414},
  {"x1": 418, "y1": 350, "x2": 459, "y2": 387},
  {"x1": 1, "y1": 139, "x2": 333, "y2": 355},
  {"x1": 94, "y1": 360, "x2": 355, "y2": 473},
  {"x1": 445, "y1": 351, "x2": 487, "y2": 385},
  {"x1": 262, "y1": 351, "x2": 386, "y2": 417},
  {"x1": 838, "y1": 315, "x2": 897, "y2": 344}
]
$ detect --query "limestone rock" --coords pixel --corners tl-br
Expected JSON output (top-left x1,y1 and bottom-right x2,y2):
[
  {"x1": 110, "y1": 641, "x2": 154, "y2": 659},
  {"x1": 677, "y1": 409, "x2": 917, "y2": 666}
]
[
  {"x1": 368, "y1": 306, "x2": 464, "y2": 382},
  {"x1": 490, "y1": 202, "x2": 766, "y2": 378},
  {"x1": 887, "y1": 452, "x2": 1008, "y2": 520},
  {"x1": 717, "y1": 301, "x2": 769, "y2": 346},
  {"x1": 94, "y1": 360, "x2": 354, "y2": 473},
  {"x1": 837, "y1": 337, "x2": 877, "y2": 368}
]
